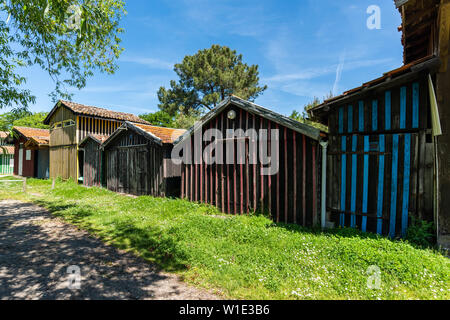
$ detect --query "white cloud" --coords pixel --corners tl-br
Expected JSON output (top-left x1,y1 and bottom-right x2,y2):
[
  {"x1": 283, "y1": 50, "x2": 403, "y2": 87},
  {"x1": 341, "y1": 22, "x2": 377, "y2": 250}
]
[
  {"x1": 333, "y1": 51, "x2": 346, "y2": 96},
  {"x1": 264, "y1": 58, "x2": 393, "y2": 83}
]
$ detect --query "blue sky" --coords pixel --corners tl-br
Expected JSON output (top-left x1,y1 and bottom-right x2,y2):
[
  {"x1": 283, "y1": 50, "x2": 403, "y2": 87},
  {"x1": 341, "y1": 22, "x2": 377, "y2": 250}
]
[{"x1": 18, "y1": 0, "x2": 403, "y2": 117}]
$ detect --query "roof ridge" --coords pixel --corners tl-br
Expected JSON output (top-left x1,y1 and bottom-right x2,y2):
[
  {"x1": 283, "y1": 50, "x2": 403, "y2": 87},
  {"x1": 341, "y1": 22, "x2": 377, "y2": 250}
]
[{"x1": 60, "y1": 100, "x2": 139, "y2": 116}]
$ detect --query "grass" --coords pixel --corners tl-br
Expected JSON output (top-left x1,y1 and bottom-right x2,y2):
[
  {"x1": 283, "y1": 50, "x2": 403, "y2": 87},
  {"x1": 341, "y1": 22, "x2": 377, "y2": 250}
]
[{"x1": 1, "y1": 176, "x2": 449, "y2": 300}]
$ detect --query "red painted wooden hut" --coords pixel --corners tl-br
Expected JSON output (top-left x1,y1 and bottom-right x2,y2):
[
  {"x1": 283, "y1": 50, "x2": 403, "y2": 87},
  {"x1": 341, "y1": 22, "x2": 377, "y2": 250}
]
[
  {"x1": 174, "y1": 96, "x2": 327, "y2": 227},
  {"x1": 11, "y1": 127, "x2": 50, "y2": 179}
]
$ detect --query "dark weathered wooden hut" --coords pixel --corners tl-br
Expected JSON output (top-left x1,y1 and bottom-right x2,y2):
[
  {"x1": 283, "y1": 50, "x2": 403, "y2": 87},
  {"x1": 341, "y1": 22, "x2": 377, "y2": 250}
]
[
  {"x1": 79, "y1": 134, "x2": 109, "y2": 187},
  {"x1": 174, "y1": 96, "x2": 327, "y2": 227},
  {"x1": 11, "y1": 127, "x2": 50, "y2": 179},
  {"x1": 102, "y1": 121, "x2": 186, "y2": 197}
]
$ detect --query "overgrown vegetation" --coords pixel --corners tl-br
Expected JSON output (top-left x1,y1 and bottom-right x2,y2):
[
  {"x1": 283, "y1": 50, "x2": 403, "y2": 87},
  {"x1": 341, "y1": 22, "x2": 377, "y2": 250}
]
[
  {"x1": 289, "y1": 95, "x2": 331, "y2": 133},
  {"x1": 1, "y1": 177, "x2": 448, "y2": 300},
  {"x1": 406, "y1": 216, "x2": 436, "y2": 249}
]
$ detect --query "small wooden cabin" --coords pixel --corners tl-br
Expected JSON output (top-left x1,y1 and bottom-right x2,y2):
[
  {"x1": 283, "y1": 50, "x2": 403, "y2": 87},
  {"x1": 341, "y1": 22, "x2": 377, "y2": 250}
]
[
  {"x1": 175, "y1": 96, "x2": 326, "y2": 227},
  {"x1": 43, "y1": 100, "x2": 150, "y2": 181},
  {"x1": 11, "y1": 127, "x2": 50, "y2": 179},
  {"x1": 79, "y1": 134, "x2": 109, "y2": 187},
  {"x1": 0, "y1": 131, "x2": 14, "y2": 175},
  {"x1": 102, "y1": 122, "x2": 186, "y2": 197},
  {"x1": 309, "y1": 0, "x2": 450, "y2": 244}
]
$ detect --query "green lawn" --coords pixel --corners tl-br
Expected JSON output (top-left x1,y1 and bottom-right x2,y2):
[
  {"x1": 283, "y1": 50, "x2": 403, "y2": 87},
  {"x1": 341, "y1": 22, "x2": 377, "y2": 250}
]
[{"x1": 1, "y1": 177, "x2": 449, "y2": 300}]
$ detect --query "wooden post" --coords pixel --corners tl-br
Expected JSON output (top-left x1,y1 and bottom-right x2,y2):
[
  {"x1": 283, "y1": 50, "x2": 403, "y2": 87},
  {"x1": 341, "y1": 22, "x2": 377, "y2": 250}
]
[
  {"x1": 22, "y1": 178, "x2": 26, "y2": 193},
  {"x1": 52, "y1": 178, "x2": 56, "y2": 190}
]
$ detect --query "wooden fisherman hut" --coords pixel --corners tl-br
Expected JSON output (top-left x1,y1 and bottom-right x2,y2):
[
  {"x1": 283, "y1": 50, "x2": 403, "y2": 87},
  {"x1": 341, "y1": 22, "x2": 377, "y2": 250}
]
[
  {"x1": 11, "y1": 127, "x2": 50, "y2": 179},
  {"x1": 309, "y1": 0, "x2": 450, "y2": 243},
  {"x1": 102, "y1": 121, "x2": 186, "y2": 197},
  {"x1": 174, "y1": 96, "x2": 327, "y2": 227},
  {"x1": 79, "y1": 134, "x2": 109, "y2": 187}
]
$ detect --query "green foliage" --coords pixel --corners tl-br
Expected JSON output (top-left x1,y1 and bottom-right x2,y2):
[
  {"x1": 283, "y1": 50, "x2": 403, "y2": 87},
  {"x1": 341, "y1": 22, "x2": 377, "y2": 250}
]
[
  {"x1": 158, "y1": 44, "x2": 267, "y2": 116},
  {"x1": 406, "y1": 217, "x2": 436, "y2": 248},
  {"x1": 2, "y1": 179, "x2": 449, "y2": 300},
  {"x1": 139, "y1": 110, "x2": 175, "y2": 128},
  {"x1": 171, "y1": 107, "x2": 201, "y2": 129},
  {"x1": 0, "y1": 109, "x2": 31, "y2": 131},
  {"x1": 0, "y1": 110, "x2": 48, "y2": 130},
  {"x1": 290, "y1": 96, "x2": 329, "y2": 133},
  {"x1": 13, "y1": 111, "x2": 49, "y2": 129},
  {"x1": 0, "y1": 0, "x2": 126, "y2": 109},
  {"x1": 139, "y1": 108, "x2": 201, "y2": 129}
]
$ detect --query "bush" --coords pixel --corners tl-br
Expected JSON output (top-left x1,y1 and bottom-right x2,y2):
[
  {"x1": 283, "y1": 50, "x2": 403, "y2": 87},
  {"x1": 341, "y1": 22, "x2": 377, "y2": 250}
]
[{"x1": 406, "y1": 217, "x2": 435, "y2": 248}]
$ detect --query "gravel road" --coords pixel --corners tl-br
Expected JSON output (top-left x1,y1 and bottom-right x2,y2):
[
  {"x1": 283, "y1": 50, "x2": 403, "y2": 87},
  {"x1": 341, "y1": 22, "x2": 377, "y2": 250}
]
[{"x1": 0, "y1": 200, "x2": 217, "y2": 300}]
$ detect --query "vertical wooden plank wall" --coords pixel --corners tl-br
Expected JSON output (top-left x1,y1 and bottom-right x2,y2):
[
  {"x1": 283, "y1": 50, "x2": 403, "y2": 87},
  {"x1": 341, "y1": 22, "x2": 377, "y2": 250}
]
[
  {"x1": 0, "y1": 154, "x2": 14, "y2": 175},
  {"x1": 328, "y1": 77, "x2": 432, "y2": 237},
  {"x1": 182, "y1": 105, "x2": 320, "y2": 227},
  {"x1": 105, "y1": 130, "x2": 165, "y2": 197}
]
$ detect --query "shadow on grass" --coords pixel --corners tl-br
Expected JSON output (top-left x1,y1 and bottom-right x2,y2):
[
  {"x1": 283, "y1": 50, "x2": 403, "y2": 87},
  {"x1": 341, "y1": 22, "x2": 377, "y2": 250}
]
[{"x1": 32, "y1": 198, "x2": 188, "y2": 273}]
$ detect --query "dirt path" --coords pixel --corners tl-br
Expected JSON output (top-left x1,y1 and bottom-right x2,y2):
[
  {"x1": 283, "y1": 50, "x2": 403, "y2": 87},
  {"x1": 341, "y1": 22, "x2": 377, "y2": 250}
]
[{"x1": 0, "y1": 200, "x2": 218, "y2": 300}]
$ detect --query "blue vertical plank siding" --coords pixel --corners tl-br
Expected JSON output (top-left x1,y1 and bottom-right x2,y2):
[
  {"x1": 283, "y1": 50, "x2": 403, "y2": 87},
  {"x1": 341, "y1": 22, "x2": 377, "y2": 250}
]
[
  {"x1": 359, "y1": 101, "x2": 364, "y2": 132},
  {"x1": 390, "y1": 135, "x2": 399, "y2": 238},
  {"x1": 359, "y1": 101, "x2": 369, "y2": 232},
  {"x1": 339, "y1": 107, "x2": 346, "y2": 227},
  {"x1": 381, "y1": 91, "x2": 392, "y2": 234},
  {"x1": 329, "y1": 81, "x2": 424, "y2": 237},
  {"x1": 372, "y1": 100, "x2": 378, "y2": 131},
  {"x1": 348, "y1": 105, "x2": 357, "y2": 228},
  {"x1": 402, "y1": 134, "x2": 411, "y2": 237},
  {"x1": 362, "y1": 136, "x2": 369, "y2": 232},
  {"x1": 385, "y1": 91, "x2": 391, "y2": 130},
  {"x1": 400, "y1": 86, "x2": 411, "y2": 237},
  {"x1": 377, "y1": 135, "x2": 385, "y2": 234}
]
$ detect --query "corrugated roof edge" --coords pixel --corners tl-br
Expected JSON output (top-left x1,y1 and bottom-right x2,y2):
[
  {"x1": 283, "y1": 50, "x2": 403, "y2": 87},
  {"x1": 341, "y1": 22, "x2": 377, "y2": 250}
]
[
  {"x1": 309, "y1": 55, "x2": 440, "y2": 116},
  {"x1": 79, "y1": 134, "x2": 108, "y2": 147},
  {"x1": 174, "y1": 95, "x2": 323, "y2": 146},
  {"x1": 101, "y1": 121, "x2": 163, "y2": 149}
]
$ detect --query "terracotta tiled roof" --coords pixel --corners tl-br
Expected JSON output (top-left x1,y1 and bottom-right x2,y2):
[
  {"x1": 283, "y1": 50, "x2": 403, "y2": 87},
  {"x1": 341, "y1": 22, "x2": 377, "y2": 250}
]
[
  {"x1": 90, "y1": 134, "x2": 109, "y2": 143},
  {"x1": 28, "y1": 136, "x2": 50, "y2": 147},
  {"x1": 133, "y1": 123, "x2": 186, "y2": 144},
  {"x1": 13, "y1": 127, "x2": 50, "y2": 144},
  {"x1": 79, "y1": 133, "x2": 110, "y2": 146},
  {"x1": 0, "y1": 145, "x2": 14, "y2": 155},
  {"x1": 44, "y1": 100, "x2": 150, "y2": 125},
  {"x1": 0, "y1": 131, "x2": 8, "y2": 139}
]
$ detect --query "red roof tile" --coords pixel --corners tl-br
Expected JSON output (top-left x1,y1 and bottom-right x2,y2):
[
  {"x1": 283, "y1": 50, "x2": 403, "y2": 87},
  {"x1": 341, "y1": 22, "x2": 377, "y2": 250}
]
[
  {"x1": 13, "y1": 127, "x2": 50, "y2": 143},
  {"x1": 47, "y1": 100, "x2": 150, "y2": 125},
  {"x1": 133, "y1": 123, "x2": 186, "y2": 144},
  {"x1": 0, "y1": 145, "x2": 14, "y2": 155}
]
